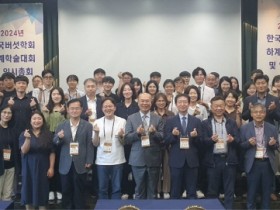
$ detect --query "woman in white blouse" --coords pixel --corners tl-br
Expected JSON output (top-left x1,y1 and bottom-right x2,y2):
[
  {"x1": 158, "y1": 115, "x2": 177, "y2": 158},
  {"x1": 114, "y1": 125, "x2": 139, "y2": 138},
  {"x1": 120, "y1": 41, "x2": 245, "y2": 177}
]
[{"x1": 92, "y1": 97, "x2": 126, "y2": 199}]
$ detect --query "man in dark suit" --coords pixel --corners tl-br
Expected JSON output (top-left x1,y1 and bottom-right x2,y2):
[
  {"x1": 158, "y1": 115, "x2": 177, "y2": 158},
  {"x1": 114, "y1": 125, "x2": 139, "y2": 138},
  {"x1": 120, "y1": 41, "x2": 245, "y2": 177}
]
[
  {"x1": 125, "y1": 93, "x2": 164, "y2": 199},
  {"x1": 242, "y1": 74, "x2": 280, "y2": 125},
  {"x1": 80, "y1": 78, "x2": 103, "y2": 122},
  {"x1": 240, "y1": 103, "x2": 279, "y2": 210},
  {"x1": 201, "y1": 96, "x2": 240, "y2": 209},
  {"x1": 164, "y1": 93, "x2": 202, "y2": 199},
  {"x1": 53, "y1": 99, "x2": 94, "y2": 209}
]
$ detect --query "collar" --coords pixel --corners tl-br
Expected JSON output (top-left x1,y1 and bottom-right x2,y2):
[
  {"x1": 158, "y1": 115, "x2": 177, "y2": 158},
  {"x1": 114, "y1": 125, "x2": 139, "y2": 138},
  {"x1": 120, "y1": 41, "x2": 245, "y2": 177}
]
[
  {"x1": 256, "y1": 92, "x2": 267, "y2": 99},
  {"x1": 179, "y1": 113, "x2": 188, "y2": 119},
  {"x1": 253, "y1": 121, "x2": 264, "y2": 128},
  {"x1": 213, "y1": 116, "x2": 226, "y2": 124},
  {"x1": 42, "y1": 85, "x2": 53, "y2": 91},
  {"x1": 86, "y1": 95, "x2": 97, "y2": 102},
  {"x1": 140, "y1": 111, "x2": 150, "y2": 119},
  {"x1": 70, "y1": 119, "x2": 80, "y2": 127}
]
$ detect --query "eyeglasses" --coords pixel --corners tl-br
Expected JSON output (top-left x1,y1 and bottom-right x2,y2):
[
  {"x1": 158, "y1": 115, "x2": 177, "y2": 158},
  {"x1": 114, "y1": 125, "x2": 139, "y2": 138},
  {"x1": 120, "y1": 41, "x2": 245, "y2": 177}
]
[{"x1": 68, "y1": 107, "x2": 81, "y2": 111}]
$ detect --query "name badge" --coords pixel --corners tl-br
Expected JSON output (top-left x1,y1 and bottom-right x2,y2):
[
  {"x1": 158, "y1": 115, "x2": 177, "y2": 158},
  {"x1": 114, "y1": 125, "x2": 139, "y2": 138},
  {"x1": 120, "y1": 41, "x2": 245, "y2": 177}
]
[
  {"x1": 70, "y1": 142, "x2": 79, "y2": 155},
  {"x1": 215, "y1": 138, "x2": 225, "y2": 150},
  {"x1": 255, "y1": 147, "x2": 265, "y2": 159},
  {"x1": 141, "y1": 135, "x2": 150, "y2": 147},
  {"x1": 3, "y1": 149, "x2": 11, "y2": 161},
  {"x1": 103, "y1": 142, "x2": 112, "y2": 153},
  {"x1": 180, "y1": 137, "x2": 189, "y2": 149}
]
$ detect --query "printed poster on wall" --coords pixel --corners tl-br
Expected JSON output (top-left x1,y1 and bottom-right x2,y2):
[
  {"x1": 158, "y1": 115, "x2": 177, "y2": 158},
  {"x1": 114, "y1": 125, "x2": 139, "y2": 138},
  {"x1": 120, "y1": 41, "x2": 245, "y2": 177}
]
[
  {"x1": 0, "y1": 3, "x2": 44, "y2": 84},
  {"x1": 258, "y1": 0, "x2": 280, "y2": 81}
]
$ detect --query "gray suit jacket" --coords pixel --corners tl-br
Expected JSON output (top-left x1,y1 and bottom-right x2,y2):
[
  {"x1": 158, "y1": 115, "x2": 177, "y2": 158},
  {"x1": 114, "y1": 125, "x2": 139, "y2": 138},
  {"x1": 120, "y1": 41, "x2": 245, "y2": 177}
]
[
  {"x1": 125, "y1": 112, "x2": 164, "y2": 167},
  {"x1": 53, "y1": 119, "x2": 94, "y2": 175},
  {"x1": 240, "y1": 121, "x2": 279, "y2": 173}
]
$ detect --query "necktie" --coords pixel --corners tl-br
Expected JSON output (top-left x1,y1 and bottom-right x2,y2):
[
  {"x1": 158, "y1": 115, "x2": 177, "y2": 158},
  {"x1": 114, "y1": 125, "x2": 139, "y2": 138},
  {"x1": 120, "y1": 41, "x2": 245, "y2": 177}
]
[
  {"x1": 198, "y1": 86, "x2": 201, "y2": 93},
  {"x1": 142, "y1": 115, "x2": 148, "y2": 133},
  {"x1": 182, "y1": 116, "x2": 187, "y2": 135}
]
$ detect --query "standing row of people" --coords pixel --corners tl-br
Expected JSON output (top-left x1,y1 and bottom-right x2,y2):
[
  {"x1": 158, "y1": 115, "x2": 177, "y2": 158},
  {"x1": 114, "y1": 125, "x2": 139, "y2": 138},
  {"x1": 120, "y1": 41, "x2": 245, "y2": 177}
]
[{"x1": 0, "y1": 67, "x2": 279, "y2": 210}]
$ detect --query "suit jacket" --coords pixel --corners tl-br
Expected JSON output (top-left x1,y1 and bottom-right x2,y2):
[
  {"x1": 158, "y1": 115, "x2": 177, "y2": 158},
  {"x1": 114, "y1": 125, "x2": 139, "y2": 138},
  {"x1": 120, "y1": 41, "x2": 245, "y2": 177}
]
[
  {"x1": 201, "y1": 117, "x2": 240, "y2": 167},
  {"x1": 53, "y1": 119, "x2": 94, "y2": 175},
  {"x1": 242, "y1": 93, "x2": 280, "y2": 125},
  {"x1": 164, "y1": 114, "x2": 202, "y2": 168},
  {"x1": 125, "y1": 112, "x2": 164, "y2": 167},
  {"x1": 79, "y1": 95, "x2": 103, "y2": 121},
  {"x1": 240, "y1": 121, "x2": 279, "y2": 173}
]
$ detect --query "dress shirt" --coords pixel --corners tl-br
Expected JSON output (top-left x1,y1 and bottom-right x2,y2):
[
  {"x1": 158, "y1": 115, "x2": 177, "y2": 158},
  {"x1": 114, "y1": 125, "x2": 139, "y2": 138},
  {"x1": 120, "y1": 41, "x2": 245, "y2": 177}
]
[
  {"x1": 254, "y1": 122, "x2": 267, "y2": 157},
  {"x1": 70, "y1": 119, "x2": 80, "y2": 141},
  {"x1": 212, "y1": 118, "x2": 228, "y2": 154},
  {"x1": 86, "y1": 95, "x2": 97, "y2": 119}
]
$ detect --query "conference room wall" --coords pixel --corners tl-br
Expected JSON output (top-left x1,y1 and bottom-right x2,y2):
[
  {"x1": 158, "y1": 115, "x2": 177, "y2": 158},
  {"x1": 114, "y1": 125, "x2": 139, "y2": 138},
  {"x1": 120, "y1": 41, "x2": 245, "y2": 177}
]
[{"x1": 58, "y1": 0, "x2": 241, "y2": 91}]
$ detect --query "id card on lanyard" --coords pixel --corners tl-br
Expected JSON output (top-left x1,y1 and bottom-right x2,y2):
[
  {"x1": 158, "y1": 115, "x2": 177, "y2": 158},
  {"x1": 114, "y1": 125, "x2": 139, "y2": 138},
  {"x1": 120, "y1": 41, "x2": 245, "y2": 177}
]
[
  {"x1": 180, "y1": 137, "x2": 189, "y2": 149},
  {"x1": 70, "y1": 142, "x2": 79, "y2": 155},
  {"x1": 103, "y1": 117, "x2": 115, "y2": 153}
]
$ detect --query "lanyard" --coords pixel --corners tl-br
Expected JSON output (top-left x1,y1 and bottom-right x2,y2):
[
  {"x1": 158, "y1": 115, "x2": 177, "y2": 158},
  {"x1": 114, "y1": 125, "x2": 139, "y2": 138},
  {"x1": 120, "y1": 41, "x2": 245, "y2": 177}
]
[
  {"x1": 103, "y1": 117, "x2": 115, "y2": 139},
  {"x1": 68, "y1": 89, "x2": 78, "y2": 100},
  {"x1": 214, "y1": 119, "x2": 224, "y2": 136}
]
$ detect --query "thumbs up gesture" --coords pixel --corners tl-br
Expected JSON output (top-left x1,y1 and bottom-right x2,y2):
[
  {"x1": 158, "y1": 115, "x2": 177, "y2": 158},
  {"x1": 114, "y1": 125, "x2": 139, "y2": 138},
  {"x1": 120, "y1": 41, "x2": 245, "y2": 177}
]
[
  {"x1": 57, "y1": 129, "x2": 64, "y2": 139},
  {"x1": 190, "y1": 128, "x2": 198, "y2": 137},
  {"x1": 8, "y1": 97, "x2": 14, "y2": 107},
  {"x1": 30, "y1": 98, "x2": 36, "y2": 108}
]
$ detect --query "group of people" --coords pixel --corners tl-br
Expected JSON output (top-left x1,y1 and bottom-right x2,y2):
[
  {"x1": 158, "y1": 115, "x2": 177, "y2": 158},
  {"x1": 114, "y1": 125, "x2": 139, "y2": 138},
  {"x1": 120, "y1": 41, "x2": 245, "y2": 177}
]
[{"x1": 0, "y1": 67, "x2": 279, "y2": 209}]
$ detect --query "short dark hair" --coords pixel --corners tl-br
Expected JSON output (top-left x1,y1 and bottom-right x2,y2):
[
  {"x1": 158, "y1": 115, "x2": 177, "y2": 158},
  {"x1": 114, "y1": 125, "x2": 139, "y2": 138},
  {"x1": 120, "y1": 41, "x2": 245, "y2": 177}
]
[
  {"x1": 251, "y1": 69, "x2": 263, "y2": 77},
  {"x1": 101, "y1": 97, "x2": 116, "y2": 107},
  {"x1": 224, "y1": 90, "x2": 238, "y2": 102},
  {"x1": 32, "y1": 75, "x2": 42, "y2": 82},
  {"x1": 254, "y1": 74, "x2": 269, "y2": 84},
  {"x1": 150, "y1": 71, "x2": 161, "y2": 78},
  {"x1": 179, "y1": 71, "x2": 191, "y2": 77},
  {"x1": 66, "y1": 74, "x2": 79, "y2": 83},
  {"x1": 272, "y1": 75, "x2": 280, "y2": 87},
  {"x1": 93, "y1": 68, "x2": 106, "y2": 76},
  {"x1": 173, "y1": 76, "x2": 184, "y2": 83},
  {"x1": 192, "y1": 67, "x2": 206, "y2": 78},
  {"x1": 184, "y1": 85, "x2": 201, "y2": 101},
  {"x1": 15, "y1": 75, "x2": 29, "y2": 84},
  {"x1": 42, "y1": 69, "x2": 54, "y2": 78},
  {"x1": 122, "y1": 72, "x2": 133, "y2": 78},
  {"x1": 1, "y1": 72, "x2": 15, "y2": 80},
  {"x1": 102, "y1": 76, "x2": 115, "y2": 84},
  {"x1": 210, "y1": 95, "x2": 225, "y2": 104},
  {"x1": 163, "y1": 79, "x2": 175, "y2": 88},
  {"x1": 210, "y1": 72, "x2": 220, "y2": 79},
  {"x1": 84, "y1": 78, "x2": 97, "y2": 86},
  {"x1": 175, "y1": 93, "x2": 190, "y2": 104},
  {"x1": 67, "y1": 98, "x2": 83, "y2": 108},
  {"x1": 131, "y1": 77, "x2": 143, "y2": 95}
]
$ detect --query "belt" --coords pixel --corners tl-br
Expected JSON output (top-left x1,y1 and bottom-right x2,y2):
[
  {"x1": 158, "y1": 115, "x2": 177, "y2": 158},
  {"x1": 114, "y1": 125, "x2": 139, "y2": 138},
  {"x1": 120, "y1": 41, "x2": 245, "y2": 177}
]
[
  {"x1": 254, "y1": 158, "x2": 269, "y2": 161},
  {"x1": 214, "y1": 153, "x2": 227, "y2": 158}
]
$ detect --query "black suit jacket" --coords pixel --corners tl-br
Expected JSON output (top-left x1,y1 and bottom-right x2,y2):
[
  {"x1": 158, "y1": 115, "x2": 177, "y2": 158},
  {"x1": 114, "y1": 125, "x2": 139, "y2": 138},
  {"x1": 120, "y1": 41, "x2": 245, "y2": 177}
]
[
  {"x1": 79, "y1": 95, "x2": 103, "y2": 121},
  {"x1": 164, "y1": 114, "x2": 202, "y2": 168},
  {"x1": 242, "y1": 93, "x2": 280, "y2": 125}
]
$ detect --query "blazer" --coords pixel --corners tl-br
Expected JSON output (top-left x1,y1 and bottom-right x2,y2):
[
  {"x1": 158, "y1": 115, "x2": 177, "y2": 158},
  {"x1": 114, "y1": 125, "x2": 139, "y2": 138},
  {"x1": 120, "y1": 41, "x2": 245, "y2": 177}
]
[
  {"x1": 240, "y1": 121, "x2": 279, "y2": 173},
  {"x1": 125, "y1": 112, "x2": 164, "y2": 167},
  {"x1": 164, "y1": 114, "x2": 202, "y2": 168},
  {"x1": 53, "y1": 119, "x2": 94, "y2": 175},
  {"x1": 79, "y1": 95, "x2": 103, "y2": 121},
  {"x1": 201, "y1": 117, "x2": 240, "y2": 167},
  {"x1": 242, "y1": 93, "x2": 280, "y2": 125}
]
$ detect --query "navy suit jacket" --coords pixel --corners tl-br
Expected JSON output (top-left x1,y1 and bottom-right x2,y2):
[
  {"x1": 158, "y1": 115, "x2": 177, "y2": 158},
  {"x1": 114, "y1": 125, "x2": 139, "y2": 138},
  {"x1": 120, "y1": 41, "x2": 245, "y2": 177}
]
[
  {"x1": 79, "y1": 95, "x2": 103, "y2": 121},
  {"x1": 242, "y1": 93, "x2": 280, "y2": 125},
  {"x1": 125, "y1": 112, "x2": 164, "y2": 167},
  {"x1": 53, "y1": 119, "x2": 94, "y2": 175},
  {"x1": 164, "y1": 114, "x2": 202, "y2": 168},
  {"x1": 240, "y1": 121, "x2": 279, "y2": 173},
  {"x1": 201, "y1": 117, "x2": 240, "y2": 167}
]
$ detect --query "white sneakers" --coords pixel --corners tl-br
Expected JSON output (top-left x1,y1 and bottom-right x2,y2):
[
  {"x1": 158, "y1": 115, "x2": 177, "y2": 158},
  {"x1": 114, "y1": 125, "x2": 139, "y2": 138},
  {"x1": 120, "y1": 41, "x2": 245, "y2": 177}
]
[
  {"x1": 196, "y1": 190, "x2": 205, "y2": 199},
  {"x1": 49, "y1": 191, "x2": 55, "y2": 201},
  {"x1": 56, "y1": 192, "x2": 62, "y2": 200},
  {"x1": 49, "y1": 191, "x2": 62, "y2": 200},
  {"x1": 163, "y1": 193, "x2": 170, "y2": 199},
  {"x1": 121, "y1": 194, "x2": 129, "y2": 200}
]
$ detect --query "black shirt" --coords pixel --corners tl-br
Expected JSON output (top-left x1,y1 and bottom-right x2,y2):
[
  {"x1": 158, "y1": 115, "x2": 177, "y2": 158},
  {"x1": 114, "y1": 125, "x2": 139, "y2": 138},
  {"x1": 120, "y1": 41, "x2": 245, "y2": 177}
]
[{"x1": 115, "y1": 100, "x2": 139, "y2": 120}]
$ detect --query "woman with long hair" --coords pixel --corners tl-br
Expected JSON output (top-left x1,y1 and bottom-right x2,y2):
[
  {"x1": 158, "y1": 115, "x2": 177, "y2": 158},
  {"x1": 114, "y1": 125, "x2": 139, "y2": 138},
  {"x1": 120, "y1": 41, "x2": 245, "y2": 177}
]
[{"x1": 20, "y1": 111, "x2": 55, "y2": 210}]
